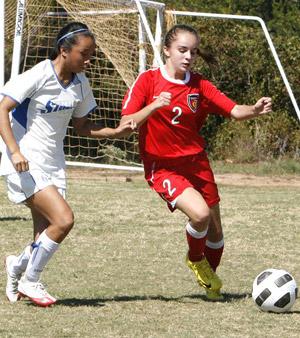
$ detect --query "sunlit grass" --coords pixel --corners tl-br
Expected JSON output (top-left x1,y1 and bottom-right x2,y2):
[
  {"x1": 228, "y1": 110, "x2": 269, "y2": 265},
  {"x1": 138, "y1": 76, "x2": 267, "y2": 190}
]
[{"x1": 0, "y1": 168, "x2": 299, "y2": 337}]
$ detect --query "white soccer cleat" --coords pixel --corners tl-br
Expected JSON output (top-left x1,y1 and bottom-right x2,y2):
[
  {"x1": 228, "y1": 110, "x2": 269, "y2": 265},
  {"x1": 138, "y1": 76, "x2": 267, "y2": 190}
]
[
  {"x1": 5, "y1": 255, "x2": 22, "y2": 303},
  {"x1": 18, "y1": 278, "x2": 57, "y2": 307}
]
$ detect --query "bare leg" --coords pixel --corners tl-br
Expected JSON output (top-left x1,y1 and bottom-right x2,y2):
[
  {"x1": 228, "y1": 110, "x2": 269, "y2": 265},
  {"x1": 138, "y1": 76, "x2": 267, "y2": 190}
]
[
  {"x1": 21, "y1": 185, "x2": 74, "y2": 283},
  {"x1": 26, "y1": 185, "x2": 74, "y2": 243},
  {"x1": 31, "y1": 208, "x2": 50, "y2": 241},
  {"x1": 207, "y1": 204, "x2": 223, "y2": 242},
  {"x1": 176, "y1": 187, "x2": 210, "y2": 232}
]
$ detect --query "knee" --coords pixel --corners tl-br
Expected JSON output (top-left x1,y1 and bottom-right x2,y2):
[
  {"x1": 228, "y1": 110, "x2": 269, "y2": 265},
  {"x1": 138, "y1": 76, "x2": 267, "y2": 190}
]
[
  {"x1": 190, "y1": 207, "x2": 211, "y2": 230},
  {"x1": 57, "y1": 209, "x2": 74, "y2": 234}
]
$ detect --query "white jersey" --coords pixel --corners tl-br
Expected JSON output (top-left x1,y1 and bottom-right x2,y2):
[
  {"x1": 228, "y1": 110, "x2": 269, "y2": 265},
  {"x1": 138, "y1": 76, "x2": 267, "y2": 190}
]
[{"x1": 0, "y1": 59, "x2": 96, "y2": 183}]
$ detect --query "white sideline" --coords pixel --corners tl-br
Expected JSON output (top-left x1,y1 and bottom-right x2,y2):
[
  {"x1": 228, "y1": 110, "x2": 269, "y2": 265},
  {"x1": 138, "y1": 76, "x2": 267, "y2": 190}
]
[{"x1": 66, "y1": 161, "x2": 144, "y2": 172}]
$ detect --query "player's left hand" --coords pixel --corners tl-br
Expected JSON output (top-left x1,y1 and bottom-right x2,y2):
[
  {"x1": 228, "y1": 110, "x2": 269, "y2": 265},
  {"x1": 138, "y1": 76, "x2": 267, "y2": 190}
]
[{"x1": 254, "y1": 97, "x2": 272, "y2": 115}]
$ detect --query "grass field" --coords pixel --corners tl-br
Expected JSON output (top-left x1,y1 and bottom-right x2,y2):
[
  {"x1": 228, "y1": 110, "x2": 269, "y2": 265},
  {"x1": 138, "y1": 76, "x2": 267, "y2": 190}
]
[{"x1": 0, "y1": 167, "x2": 299, "y2": 337}]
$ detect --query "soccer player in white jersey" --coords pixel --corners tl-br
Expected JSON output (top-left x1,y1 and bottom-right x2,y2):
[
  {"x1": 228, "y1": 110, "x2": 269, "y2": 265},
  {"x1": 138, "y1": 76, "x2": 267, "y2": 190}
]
[
  {"x1": 0, "y1": 22, "x2": 136, "y2": 307},
  {"x1": 121, "y1": 24, "x2": 272, "y2": 300}
]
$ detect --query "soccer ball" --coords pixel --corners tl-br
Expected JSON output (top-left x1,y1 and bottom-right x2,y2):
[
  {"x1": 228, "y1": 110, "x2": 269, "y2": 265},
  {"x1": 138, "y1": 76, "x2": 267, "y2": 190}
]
[{"x1": 252, "y1": 269, "x2": 298, "y2": 313}]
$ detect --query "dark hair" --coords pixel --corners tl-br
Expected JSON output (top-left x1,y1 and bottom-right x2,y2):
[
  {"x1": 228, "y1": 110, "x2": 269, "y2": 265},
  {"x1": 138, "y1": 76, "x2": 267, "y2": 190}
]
[
  {"x1": 50, "y1": 22, "x2": 95, "y2": 60},
  {"x1": 164, "y1": 24, "x2": 217, "y2": 66},
  {"x1": 164, "y1": 24, "x2": 199, "y2": 48}
]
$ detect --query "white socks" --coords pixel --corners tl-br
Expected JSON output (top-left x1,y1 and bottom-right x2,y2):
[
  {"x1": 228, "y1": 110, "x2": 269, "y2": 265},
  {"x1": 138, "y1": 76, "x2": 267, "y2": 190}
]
[
  {"x1": 9, "y1": 245, "x2": 31, "y2": 277},
  {"x1": 24, "y1": 231, "x2": 59, "y2": 282},
  {"x1": 206, "y1": 238, "x2": 224, "y2": 249},
  {"x1": 186, "y1": 221, "x2": 208, "y2": 239}
]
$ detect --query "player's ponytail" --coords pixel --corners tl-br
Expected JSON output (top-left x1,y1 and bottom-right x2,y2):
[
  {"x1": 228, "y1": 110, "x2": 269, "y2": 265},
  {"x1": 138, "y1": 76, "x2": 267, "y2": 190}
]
[
  {"x1": 197, "y1": 47, "x2": 218, "y2": 67},
  {"x1": 50, "y1": 22, "x2": 95, "y2": 60}
]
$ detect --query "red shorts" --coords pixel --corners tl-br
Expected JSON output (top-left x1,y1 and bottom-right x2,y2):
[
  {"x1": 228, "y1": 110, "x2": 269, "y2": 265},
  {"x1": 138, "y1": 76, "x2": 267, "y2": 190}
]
[{"x1": 143, "y1": 152, "x2": 220, "y2": 212}]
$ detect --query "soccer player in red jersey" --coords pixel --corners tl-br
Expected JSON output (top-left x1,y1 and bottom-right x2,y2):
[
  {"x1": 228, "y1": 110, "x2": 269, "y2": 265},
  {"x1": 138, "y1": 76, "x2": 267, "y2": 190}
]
[{"x1": 121, "y1": 24, "x2": 272, "y2": 300}]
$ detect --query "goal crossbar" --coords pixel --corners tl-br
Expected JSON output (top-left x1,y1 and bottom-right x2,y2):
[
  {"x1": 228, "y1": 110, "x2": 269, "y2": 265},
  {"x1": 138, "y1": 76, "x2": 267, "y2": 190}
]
[{"x1": 46, "y1": 10, "x2": 139, "y2": 16}]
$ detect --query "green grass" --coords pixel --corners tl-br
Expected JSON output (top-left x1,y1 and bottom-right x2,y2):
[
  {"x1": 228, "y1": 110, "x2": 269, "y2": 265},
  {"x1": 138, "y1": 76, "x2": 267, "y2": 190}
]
[
  {"x1": 0, "y1": 169, "x2": 299, "y2": 337},
  {"x1": 211, "y1": 158, "x2": 300, "y2": 176}
]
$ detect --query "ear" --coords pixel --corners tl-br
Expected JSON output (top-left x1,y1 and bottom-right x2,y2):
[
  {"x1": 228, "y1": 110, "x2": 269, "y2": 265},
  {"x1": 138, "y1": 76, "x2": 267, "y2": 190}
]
[
  {"x1": 163, "y1": 46, "x2": 170, "y2": 58},
  {"x1": 60, "y1": 46, "x2": 69, "y2": 58}
]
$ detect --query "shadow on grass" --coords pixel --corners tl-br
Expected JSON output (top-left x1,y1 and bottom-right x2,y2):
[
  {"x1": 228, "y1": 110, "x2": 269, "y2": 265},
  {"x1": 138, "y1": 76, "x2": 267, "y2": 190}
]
[
  {"x1": 55, "y1": 292, "x2": 252, "y2": 307},
  {"x1": 267, "y1": 310, "x2": 300, "y2": 315},
  {"x1": 0, "y1": 216, "x2": 29, "y2": 221},
  {"x1": 189, "y1": 291, "x2": 252, "y2": 302}
]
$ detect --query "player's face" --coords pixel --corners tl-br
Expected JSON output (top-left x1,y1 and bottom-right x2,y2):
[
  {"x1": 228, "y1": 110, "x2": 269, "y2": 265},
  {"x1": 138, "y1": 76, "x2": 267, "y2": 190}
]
[
  {"x1": 64, "y1": 35, "x2": 96, "y2": 73},
  {"x1": 164, "y1": 31, "x2": 199, "y2": 79}
]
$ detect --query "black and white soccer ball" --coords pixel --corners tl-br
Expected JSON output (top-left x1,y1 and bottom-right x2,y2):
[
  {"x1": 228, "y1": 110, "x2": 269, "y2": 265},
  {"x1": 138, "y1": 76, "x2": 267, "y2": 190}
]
[{"x1": 252, "y1": 269, "x2": 298, "y2": 313}]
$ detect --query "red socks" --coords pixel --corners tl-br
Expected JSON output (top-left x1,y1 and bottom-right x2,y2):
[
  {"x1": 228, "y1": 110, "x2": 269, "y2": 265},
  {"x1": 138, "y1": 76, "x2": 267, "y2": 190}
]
[
  {"x1": 204, "y1": 239, "x2": 224, "y2": 271},
  {"x1": 186, "y1": 222, "x2": 224, "y2": 269},
  {"x1": 186, "y1": 222, "x2": 207, "y2": 262}
]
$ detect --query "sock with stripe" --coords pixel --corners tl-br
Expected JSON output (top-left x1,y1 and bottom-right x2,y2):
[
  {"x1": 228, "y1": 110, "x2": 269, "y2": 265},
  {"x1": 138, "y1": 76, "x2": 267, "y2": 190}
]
[
  {"x1": 186, "y1": 222, "x2": 208, "y2": 262},
  {"x1": 24, "y1": 230, "x2": 59, "y2": 282},
  {"x1": 9, "y1": 245, "x2": 31, "y2": 277},
  {"x1": 204, "y1": 238, "x2": 224, "y2": 271}
]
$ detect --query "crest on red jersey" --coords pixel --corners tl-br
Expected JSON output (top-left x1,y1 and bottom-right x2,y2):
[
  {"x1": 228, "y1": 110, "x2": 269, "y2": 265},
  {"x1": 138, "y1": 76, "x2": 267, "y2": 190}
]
[{"x1": 187, "y1": 94, "x2": 199, "y2": 113}]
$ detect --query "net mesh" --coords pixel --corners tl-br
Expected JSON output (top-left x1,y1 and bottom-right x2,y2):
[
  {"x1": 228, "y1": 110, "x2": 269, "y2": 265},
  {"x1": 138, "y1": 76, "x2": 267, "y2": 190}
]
[{"x1": 6, "y1": 0, "x2": 163, "y2": 166}]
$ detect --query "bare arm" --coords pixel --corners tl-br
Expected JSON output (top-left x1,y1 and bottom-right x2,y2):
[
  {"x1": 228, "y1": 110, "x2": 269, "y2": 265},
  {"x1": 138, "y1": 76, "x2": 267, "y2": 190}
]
[
  {"x1": 0, "y1": 96, "x2": 29, "y2": 172},
  {"x1": 72, "y1": 115, "x2": 137, "y2": 139},
  {"x1": 120, "y1": 92, "x2": 171, "y2": 127},
  {"x1": 231, "y1": 97, "x2": 272, "y2": 121}
]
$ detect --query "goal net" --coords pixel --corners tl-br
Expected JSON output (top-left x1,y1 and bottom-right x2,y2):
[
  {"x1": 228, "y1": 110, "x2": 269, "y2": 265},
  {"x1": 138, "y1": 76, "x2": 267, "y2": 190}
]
[{"x1": 7, "y1": 0, "x2": 164, "y2": 169}]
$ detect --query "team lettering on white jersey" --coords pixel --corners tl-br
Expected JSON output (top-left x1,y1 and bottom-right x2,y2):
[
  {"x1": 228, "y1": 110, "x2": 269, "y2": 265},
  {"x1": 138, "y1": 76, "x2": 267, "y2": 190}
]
[{"x1": 40, "y1": 100, "x2": 74, "y2": 114}]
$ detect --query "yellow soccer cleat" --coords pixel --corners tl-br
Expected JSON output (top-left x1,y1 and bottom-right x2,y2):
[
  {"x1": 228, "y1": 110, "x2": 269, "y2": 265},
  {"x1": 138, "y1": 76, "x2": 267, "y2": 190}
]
[
  {"x1": 186, "y1": 255, "x2": 223, "y2": 299},
  {"x1": 205, "y1": 289, "x2": 224, "y2": 301}
]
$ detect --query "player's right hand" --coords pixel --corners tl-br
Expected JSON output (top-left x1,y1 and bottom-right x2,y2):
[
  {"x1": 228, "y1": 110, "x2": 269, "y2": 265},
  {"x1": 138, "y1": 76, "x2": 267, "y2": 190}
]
[
  {"x1": 113, "y1": 119, "x2": 137, "y2": 138},
  {"x1": 154, "y1": 92, "x2": 171, "y2": 108},
  {"x1": 11, "y1": 150, "x2": 29, "y2": 172}
]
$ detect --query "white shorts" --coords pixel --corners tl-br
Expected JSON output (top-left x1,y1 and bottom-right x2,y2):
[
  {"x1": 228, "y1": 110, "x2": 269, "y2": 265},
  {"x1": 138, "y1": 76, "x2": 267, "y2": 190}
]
[{"x1": 5, "y1": 169, "x2": 66, "y2": 204}]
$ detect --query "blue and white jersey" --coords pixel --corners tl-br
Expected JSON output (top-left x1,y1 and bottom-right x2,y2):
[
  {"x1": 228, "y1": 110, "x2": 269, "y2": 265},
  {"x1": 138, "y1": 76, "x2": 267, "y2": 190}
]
[{"x1": 0, "y1": 59, "x2": 97, "y2": 180}]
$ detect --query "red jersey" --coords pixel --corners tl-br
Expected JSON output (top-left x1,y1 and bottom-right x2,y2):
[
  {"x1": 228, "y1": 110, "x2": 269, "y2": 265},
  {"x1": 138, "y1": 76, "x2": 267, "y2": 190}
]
[
  {"x1": 196, "y1": 99, "x2": 231, "y2": 130},
  {"x1": 122, "y1": 67, "x2": 236, "y2": 160}
]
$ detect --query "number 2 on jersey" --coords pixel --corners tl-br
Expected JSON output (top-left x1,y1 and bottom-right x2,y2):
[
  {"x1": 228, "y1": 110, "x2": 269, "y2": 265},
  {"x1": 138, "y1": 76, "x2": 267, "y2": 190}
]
[
  {"x1": 163, "y1": 179, "x2": 176, "y2": 197},
  {"x1": 171, "y1": 106, "x2": 182, "y2": 125}
]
